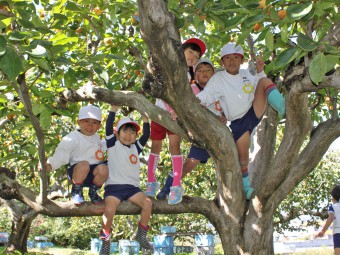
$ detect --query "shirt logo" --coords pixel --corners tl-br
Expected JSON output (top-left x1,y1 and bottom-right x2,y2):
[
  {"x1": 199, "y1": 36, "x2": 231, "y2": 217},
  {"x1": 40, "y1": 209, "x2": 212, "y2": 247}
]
[
  {"x1": 129, "y1": 154, "x2": 138, "y2": 164},
  {"x1": 242, "y1": 83, "x2": 254, "y2": 94}
]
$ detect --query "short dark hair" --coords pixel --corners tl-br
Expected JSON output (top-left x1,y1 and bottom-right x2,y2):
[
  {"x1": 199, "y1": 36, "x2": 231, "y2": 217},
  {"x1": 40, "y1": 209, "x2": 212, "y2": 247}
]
[
  {"x1": 331, "y1": 185, "x2": 340, "y2": 201},
  {"x1": 182, "y1": 43, "x2": 202, "y2": 57},
  {"x1": 118, "y1": 123, "x2": 137, "y2": 134}
]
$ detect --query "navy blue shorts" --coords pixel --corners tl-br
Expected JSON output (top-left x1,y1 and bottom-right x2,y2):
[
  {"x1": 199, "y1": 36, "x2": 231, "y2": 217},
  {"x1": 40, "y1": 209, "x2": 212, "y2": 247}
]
[
  {"x1": 334, "y1": 233, "x2": 340, "y2": 248},
  {"x1": 230, "y1": 105, "x2": 262, "y2": 142},
  {"x1": 67, "y1": 162, "x2": 107, "y2": 187},
  {"x1": 104, "y1": 184, "x2": 142, "y2": 201},
  {"x1": 188, "y1": 145, "x2": 210, "y2": 164}
]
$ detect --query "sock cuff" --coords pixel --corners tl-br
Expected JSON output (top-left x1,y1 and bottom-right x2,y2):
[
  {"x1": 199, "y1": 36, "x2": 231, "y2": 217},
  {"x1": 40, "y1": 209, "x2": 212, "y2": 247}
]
[
  {"x1": 72, "y1": 181, "x2": 83, "y2": 186},
  {"x1": 265, "y1": 84, "x2": 277, "y2": 96},
  {"x1": 138, "y1": 222, "x2": 150, "y2": 230}
]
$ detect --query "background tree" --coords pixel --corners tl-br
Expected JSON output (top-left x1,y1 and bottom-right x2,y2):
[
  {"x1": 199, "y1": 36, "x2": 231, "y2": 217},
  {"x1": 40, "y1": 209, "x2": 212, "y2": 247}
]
[{"x1": 0, "y1": 0, "x2": 339, "y2": 254}]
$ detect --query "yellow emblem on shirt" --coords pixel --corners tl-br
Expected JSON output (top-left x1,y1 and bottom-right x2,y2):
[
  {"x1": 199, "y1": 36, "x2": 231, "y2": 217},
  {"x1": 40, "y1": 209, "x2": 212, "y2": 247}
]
[{"x1": 242, "y1": 83, "x2": 254, "y2": 94}]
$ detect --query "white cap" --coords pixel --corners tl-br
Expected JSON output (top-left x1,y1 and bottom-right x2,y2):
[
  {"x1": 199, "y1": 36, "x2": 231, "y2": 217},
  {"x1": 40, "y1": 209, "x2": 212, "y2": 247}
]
[
  {"x1": 194, "y1": 58, "x2": 214, "y2": 72},
  {"x1": 220, "y1": 43, "x2": 244, "y2": 58},
  {"x1": 116, "y1": 117, "x2": 140, "y2": 132},
  {"x1": 78, "y1": 105, "x2": 102, "y2": 122}
]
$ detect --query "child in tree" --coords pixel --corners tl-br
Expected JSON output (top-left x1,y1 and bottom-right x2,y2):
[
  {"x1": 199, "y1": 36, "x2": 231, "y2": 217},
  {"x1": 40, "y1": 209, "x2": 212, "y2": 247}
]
[
  {"x1": 314, "y1": 185, "x2": 340, "y2": 255},
  {"x1": 197, "y1": 43, "x2": 285, "y2": 200},
  {"x1": 99, "y1": 105, "x2": 152, "y2": 255},
  {"x1": 45, "y1": 104, "x2": 108, "y2": 204},
  {"x1": 145, "y1": 38, "x2": 207, "y2": 205},
  {"x1": 159, "y1": 58, "x2": 225, "y2": 193}
]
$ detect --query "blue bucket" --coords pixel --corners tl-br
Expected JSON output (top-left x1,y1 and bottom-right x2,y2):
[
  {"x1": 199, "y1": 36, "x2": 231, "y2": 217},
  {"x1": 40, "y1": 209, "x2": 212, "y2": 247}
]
[
  {"x1": 153, "y1": 235, "x2": 174, "y2": 247},
  {"x1": 91, "y1": 238, "x2": 102, "y2": 253},
  {"x1": 110, "y1": 241, "x2": 118, "y2": 253},
  {"x1": 195, "y1": 234, "x2": 214, "y2": 246},
  {"x1": 160, "y1": 226, "x2": 176, "y2": 234},
  {"x1": 119, "y1": 240, "x2": 140, "y2": 255}
]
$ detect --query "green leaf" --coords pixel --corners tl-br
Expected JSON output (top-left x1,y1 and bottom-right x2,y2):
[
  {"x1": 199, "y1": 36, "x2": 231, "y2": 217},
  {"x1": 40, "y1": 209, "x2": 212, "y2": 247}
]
[
  {"x1": 0, "y1": 47, "x2": 23, "y2": 81},
  {"x1": 32, "y1": 102, "x2": 45, "y2": 116},
  {"x1": 225, "y1": 15, "x2": 247, "y2": 29},
  {"x1": 65, "y1": 2, "x2": 83, "y2": 12},
  {"x1": 9, "y1": 31, "x2": 31, "y2": 41},
  {"x1": 0, "y1": 35, "x2": 7, "y2": 56},
  {"x1": 287, "y1": 3, "x2": 313, "y2": 20},
  {"x1": 0, "y1": 94, "x2": 7, "y2": 103},
  {"x1": 273, "y1": 47, "x2": 299, "y2": 68},
  {"x1": 280, "y1": 24, "x2": 288, "y2": 43},
  {"x1": 324, "y1": 55, "x2": 339, "y2": 73},
  {"x1": 265, "y1": 31, "x2": 274, "y2": 52},
  {"x1": 309, "y1": 53, "x2": 327, "y2": 85},
  {"x1": 0, "y1": 17, "x2": 15, "y2": 30},
  {"x1": 296, "y1": 33, "x2": 319, "y2": 52},
  {"x1": 31, "y1": 58, "x2": 52, "y2": 72},
  {"x1": 40, "y1": 108, "x2": 51, "y2": 129},
  {"x1": 26, "y1": 45, "x2": 49, "y2": 58}
]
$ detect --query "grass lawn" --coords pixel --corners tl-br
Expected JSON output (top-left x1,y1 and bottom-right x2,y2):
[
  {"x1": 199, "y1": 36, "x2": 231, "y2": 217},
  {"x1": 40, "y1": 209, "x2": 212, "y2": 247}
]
[{"x1": 0, "y1": 245, "x2": 334, "y2": 254}]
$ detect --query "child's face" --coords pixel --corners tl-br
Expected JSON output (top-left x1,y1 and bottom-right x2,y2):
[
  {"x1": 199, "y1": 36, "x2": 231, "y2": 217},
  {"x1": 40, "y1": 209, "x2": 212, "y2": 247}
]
[
  {"x1": 221, "y1": 54, "x2": 244, "y2": 75},
  {"x1": 77, "y1": 118, "x2": 101, "y2": 136},
  {"x1": 117, "y1": 126, "x2": 137, "y2": 146},
  {"x1": 195, "y1": 63, "x2": 214, "y2": 87},
  {"x1": 184, "y1": 48, "x2": 200, "y2": 67}
]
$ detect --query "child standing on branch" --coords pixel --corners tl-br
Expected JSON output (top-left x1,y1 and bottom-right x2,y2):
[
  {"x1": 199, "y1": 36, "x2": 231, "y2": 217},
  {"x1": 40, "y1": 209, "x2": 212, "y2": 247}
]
[
  {"x1": 197, "y1": 43, "x2": 285, "y2": 200},
  {"x1": 99, "y1": 105, "x2": 152, "y2": 255},
  {"x1": 145, "y1": 38, "x2": 207, "y2": 205},
  {"x1": 314, "y1": 185, "x2": 340, "y2": 255},
  {"x1": 44, "y1": 104, "x2": 108, "y2": 205}
]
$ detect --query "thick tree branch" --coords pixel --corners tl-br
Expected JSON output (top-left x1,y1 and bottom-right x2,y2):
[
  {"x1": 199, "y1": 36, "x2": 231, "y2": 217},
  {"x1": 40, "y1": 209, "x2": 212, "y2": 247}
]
[
  {"x1": 13, "y1": 75, "x2": 48, "y2": 204},
  {"x1": 285, "y1": 65, "x2": 340, "y2": 93}
]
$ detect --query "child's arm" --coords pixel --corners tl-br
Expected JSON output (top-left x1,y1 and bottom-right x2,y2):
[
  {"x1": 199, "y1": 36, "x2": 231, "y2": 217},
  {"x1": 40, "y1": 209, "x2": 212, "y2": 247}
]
[
  {"x1": 315, "y1": 213, "x2": 334, "y2": 238},
  {"x1": 136, "y1": 114, "x2": 150, "y2": 153},
  {"x1": 106, "y1": 105, "x2": 119, "y2": 136}
]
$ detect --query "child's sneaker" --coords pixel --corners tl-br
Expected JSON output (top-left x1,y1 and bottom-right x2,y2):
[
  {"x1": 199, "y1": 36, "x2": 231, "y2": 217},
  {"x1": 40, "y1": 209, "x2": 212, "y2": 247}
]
[
  {"x1": 145, "y1": 182, "x2": 160, "y2": 197},
  {"x1": 135, "y1": 224, "x2": 153, "y2": 250},
  {"x1": 168, "y1": 186, "x2": 184, "y2": 205},
  {"x1": 89, "y1": 184, "x2": 103, "y2": 203},
  {"x1": 156, "y1": 175, "x2": 173, "y2": 200},
  {"x1": 99, "y1": 230, "x2": 111, "y2": 255},
  {"x1": 71, "y1": 184, "x2": 84, "y2": 205}
]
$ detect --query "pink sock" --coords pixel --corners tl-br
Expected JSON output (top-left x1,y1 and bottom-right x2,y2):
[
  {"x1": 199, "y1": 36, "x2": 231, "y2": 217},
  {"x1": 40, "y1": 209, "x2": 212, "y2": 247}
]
[
  {"x1": 172, "y1": 155, "x2": 183, "y2": 187},
  {"x1": 147, "y1": 153, "x2": 159, "y2": 182}
]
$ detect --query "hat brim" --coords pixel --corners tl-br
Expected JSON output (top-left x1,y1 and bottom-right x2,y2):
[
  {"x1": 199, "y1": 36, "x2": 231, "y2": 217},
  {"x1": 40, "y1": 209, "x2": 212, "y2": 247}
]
[{"x1": 183, "y1": 38, "x2": 206, "y2": 56}]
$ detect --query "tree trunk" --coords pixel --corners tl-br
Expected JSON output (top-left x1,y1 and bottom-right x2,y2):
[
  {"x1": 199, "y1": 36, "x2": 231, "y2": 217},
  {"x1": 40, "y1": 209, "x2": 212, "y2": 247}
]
[{"x1": 1, "y1": 199, "x2": 37, "y2": 254}]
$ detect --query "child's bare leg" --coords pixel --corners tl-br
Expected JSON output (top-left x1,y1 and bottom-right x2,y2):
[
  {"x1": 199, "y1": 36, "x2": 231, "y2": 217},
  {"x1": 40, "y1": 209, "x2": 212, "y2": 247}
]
[
  {"x1": 102, "y1": 196, "x2": 120, "y2": 234},
  {"x1": 335, "y1": 248, "x2": 340, "y2": 255},
  {"x1": 93, "y1": 164, "x2": 109, "y2": 186},
  {"x1": 72, "y1": 161, "x2": 90, "y2": 183},
  {"x1": 236, "y1": 131, "x2": 254, "y2": 200},
  {"x1": 182, "y1": 158, "x2": 200, "y2": 178},
  {"x1": 129, "y1": 192, "x2": 153, "y2": 250},
  {"x1": 253, "y1": 77, "x2": 271, "y2": 118},
  {"x1": 254, "y1": 77, "x2": 285, "y2": 117},
  {"x1": 129, "y1": 192, "x2": 152, "y2": 226},
  {"x1": 169, "y1": 134, "x2": 181, "y2": 155}
]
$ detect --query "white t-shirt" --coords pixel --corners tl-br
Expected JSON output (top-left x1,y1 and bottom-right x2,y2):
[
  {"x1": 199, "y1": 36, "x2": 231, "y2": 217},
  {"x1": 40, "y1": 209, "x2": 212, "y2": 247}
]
[
  {"x1": 329, "y1": 203, "x2": 340, "y2": 234},
  {"x1": 197, "y1": 69, "x2": 266, "y2": 121},
  {"x1": 105, "y1": 140, "x2": 142, "y2": 187},
  {"x1": 47, "y1": 130, "x2": 106, "y2": 170}
]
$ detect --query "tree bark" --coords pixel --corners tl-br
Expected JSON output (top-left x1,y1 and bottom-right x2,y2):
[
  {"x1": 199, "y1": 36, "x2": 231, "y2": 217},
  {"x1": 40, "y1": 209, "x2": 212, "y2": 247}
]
[{"x1": 1, "y1": 199, "x2": 37, "y2": 254}]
